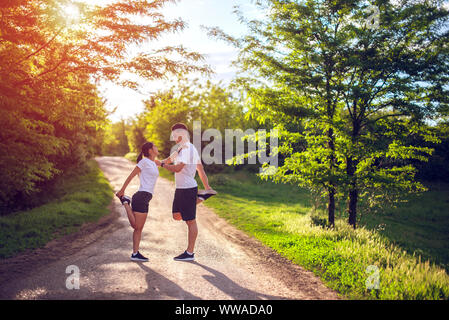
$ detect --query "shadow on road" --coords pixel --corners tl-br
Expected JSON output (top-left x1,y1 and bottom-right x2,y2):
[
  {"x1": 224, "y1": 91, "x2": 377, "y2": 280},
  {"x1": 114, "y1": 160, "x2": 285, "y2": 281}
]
[
  {"x1": 136, "y1": 263, "x2": 201, "y2": 300},
  {"x1": 192, "y1": 262, "x2": 287, "y2": 300}
]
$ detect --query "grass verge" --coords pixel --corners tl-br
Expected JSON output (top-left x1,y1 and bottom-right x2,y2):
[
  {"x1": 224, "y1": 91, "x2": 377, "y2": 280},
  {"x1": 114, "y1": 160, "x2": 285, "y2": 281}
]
[
  {"x1": 202, "y1": 170, "x2": 449, "y2": 300},
  {"x1": 360, "y1": 182, "x2": 449, "y2": 272},
  {"x1": 0, "y1": 159, "x2": 113, "y2": 259}
]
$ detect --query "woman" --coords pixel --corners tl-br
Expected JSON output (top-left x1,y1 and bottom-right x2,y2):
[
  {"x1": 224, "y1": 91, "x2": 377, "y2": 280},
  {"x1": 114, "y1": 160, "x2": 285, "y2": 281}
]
[{"x1": 116, "y1": 142, "x2": 160, "y2": 262}]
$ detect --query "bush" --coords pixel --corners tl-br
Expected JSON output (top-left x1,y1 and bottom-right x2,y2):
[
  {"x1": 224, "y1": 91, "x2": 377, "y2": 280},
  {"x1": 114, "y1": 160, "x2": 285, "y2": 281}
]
[{"x1": 0, "y1": 160, "x2": 113, "y2": 259}]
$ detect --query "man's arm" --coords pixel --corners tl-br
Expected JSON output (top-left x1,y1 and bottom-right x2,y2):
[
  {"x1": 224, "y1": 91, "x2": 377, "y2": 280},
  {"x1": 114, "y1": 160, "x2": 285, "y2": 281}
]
[
  {"x1": 161, "y1": 144, "x2": 190, "y2": 172},
  {"x1": 196, "y1": 163, "x2": 211, "y2": 190},
  {"x1": 162, "y1": 162, "x2": 185, "y2": 173},
  {"x1": 160, "y1": 147, "x2": 184, "y2": 165}
]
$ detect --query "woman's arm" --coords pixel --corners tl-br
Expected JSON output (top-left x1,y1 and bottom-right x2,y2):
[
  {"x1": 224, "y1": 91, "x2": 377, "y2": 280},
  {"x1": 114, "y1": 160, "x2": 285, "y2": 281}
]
[{"x1": 116, "y1": 166, "x2": 141, "y2": 198}]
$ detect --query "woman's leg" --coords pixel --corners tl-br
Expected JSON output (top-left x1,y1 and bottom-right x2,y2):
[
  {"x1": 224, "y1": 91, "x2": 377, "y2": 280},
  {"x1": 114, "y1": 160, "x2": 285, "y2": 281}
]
[
  {"x1": 124, "y1": 203, "x2": 136, "y2": 229},
  {"x1": 133, "y1": 212, "x2": 148, "y2": 253}
]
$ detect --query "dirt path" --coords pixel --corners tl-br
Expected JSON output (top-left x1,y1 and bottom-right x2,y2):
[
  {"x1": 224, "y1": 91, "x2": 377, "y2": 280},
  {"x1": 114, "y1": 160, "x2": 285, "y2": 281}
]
[{"x1": 0, "y1": 156, "x2": 339, "y2": 300}]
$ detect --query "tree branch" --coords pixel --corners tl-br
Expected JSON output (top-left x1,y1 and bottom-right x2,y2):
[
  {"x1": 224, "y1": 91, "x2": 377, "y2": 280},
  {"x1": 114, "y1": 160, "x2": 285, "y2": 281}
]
[{"x1": 15, "y1": 26, "x2": 64, "y2": 65}]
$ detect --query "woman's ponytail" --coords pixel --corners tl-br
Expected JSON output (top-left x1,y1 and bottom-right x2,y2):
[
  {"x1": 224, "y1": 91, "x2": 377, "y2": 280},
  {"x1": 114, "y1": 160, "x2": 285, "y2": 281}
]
[{"x1": 136, "y1": 152, "x2": 143, "y2": 163}]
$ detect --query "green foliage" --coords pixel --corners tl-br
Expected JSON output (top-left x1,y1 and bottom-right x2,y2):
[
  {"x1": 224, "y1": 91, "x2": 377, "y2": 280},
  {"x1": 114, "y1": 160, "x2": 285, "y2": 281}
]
[
  {"x1": 126, "y1": 115, "x2": 148, "y2": 154},
  {"x1": 0, "y1": 160, "x2": 113, "y2": 259},
  {"x1": 141, "y1": 79, "x2": 253, "y2": 160},
  {"x1": 204, "y1": 170, "x2": 449, "y2": 299},
  {"x1": 100, "y1": 120, "x2": 130, "y2": 156},
  {"x1": 416, "y1": 123, "x2": 449, "y2": 182},
  {"x1": 0, "y1": 77, "x2": 107, "y2": 210}
]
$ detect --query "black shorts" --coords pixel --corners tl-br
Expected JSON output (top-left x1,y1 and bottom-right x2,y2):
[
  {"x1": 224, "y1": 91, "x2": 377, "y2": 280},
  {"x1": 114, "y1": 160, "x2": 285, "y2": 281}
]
[
  {"x1": 172, "y1": 187, "x2": 198, "y2": 221},
  {"x1": 131, "y1": 191, "x2": 153, "y2": 213}
]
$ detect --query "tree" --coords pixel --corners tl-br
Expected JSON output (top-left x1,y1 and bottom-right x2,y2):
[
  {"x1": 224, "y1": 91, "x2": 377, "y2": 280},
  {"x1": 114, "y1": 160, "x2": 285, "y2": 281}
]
[
  {"x1": 210, "y1": 0, "x2": 449, "y2": 228},
  {"x1": 101, "y1": 120, "x2": 130, "y2": 156},
  {"x1": 335, "y1": 0, "x2": 448, "y2": 227},
  {"x1": 127, "y1": 114, "x2": 149, "y2": 154}
]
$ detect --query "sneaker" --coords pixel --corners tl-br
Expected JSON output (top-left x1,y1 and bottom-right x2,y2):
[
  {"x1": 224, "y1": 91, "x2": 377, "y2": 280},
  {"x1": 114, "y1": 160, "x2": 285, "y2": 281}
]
[
  {"x1": 174, "y1": 251, "x2": 195, "y2": 261},
  {"x1": 119, "y1": 195, "x2": 131, "y2": 205},
  {"x1": 130, "y1": 251, "x2": 149, "y2": 262},
  {"x1": 197, "y1": 189, "x2": 217, "y2": 201}
]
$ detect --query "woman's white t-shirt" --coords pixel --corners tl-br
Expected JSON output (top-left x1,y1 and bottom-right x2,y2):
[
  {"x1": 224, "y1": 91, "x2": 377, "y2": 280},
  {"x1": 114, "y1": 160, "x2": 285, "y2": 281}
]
[{"x1": 136, "y1": 158, "x2": 159, "y2": 194}]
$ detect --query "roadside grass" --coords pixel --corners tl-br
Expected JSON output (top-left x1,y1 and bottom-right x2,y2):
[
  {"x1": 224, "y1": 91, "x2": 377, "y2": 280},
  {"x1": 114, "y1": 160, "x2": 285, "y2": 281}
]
[
  {"x1": 201, "y1": 170, "x2": 449, "y2": 300},
  {"x1": 0, "y1": 160, "x2": 113, "y2": 259},
  {"x1": 359, "y1": 182, "x2": 449, "y2": 273}
]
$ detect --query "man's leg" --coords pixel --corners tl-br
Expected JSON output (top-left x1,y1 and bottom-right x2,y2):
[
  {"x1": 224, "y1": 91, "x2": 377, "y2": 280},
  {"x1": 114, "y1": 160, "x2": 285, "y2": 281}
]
[
  {"x1": 172, "y1": 188, "x2": 182, "y2": 221},
  {"x1": 186, "y1": 219, "x2": 198, "y2": 253}
]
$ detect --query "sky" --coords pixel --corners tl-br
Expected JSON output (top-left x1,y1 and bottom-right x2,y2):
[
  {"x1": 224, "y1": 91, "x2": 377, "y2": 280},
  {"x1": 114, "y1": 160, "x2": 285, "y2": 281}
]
[{"x1": 99, "y1": 0, "x2": 263, "y2": 122}]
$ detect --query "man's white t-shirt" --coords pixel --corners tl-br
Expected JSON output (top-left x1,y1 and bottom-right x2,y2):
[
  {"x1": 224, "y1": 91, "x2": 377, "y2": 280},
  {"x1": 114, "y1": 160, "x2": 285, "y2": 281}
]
[
  {"x1": 136, "y1": 157, "x2": 159, "y2": 194},
  {"x1": 174, "y1": 142, "x2": 201, "y2": 189}
]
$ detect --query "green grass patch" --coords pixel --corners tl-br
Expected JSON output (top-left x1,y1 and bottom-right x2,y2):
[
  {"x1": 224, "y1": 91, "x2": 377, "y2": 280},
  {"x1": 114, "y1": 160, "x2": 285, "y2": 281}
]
[
  {"x1": 0, "y1": 160, "x2": 113, "y2": 259},
  {"x1": 158, "y1": 167, "x2": 175, "y2": 181},
  {"x1": 359, "y1": 182, "x2": 449, "y2": 273},
  {"x1": 203, "y1": 171, "x2": 449, "y2": 300}
]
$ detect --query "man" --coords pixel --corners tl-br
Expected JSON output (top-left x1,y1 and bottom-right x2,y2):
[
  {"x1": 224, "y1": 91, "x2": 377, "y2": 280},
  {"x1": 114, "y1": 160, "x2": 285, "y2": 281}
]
[{"x1": 160, "y1": 123, "x2": 216, "y2": 261}]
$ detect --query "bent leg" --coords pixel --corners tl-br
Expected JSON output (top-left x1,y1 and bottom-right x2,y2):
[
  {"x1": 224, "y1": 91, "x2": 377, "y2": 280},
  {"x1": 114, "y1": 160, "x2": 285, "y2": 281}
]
[
  {"x1": 124, "y1": 203, "x2": 136, "y2": 229},
  {"x1": 173, "y1": 212, "x2": 182, "y2": 221}
]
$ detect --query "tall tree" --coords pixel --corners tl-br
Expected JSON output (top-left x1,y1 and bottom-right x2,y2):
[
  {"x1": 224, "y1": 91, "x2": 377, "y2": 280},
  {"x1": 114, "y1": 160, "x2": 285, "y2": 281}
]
[
  {"x1": 336, "y1": 0, "x2": 448, "y2": 227},
  {"x1": 209, "y1": 0, "x2": 449, "y2": 227}
]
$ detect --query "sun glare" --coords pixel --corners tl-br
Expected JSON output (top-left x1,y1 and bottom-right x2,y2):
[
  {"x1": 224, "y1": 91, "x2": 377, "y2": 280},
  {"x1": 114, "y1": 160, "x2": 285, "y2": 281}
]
[{"x1": 62, "y1": 3, "x2": 81, "y2": 23}]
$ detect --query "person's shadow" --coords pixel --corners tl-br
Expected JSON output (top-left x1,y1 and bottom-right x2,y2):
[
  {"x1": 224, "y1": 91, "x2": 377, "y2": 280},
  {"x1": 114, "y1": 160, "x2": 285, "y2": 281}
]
[
  {"x1": 136, "y1": 261, "x2": 289, "y2": 300},
  {"x1": 192, "y1": 262, "x2": 287, "y2": 300},
  {"x1": 136, "y1": 263, "x2": 200, "y2": 300}
]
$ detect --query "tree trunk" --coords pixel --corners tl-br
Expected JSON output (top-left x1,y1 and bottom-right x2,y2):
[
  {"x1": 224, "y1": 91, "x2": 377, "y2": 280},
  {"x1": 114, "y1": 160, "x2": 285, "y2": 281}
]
[
  {"x1": 348, "y1": 186, "x2": 358, "y2": 229},
  {"x1": 347, "y1": 113, "x2": 361, "y2": 229},
  {"x1": 328, "y1": 185, "x2": 335, "y2": 227},
  {"x1": 346, "y1": 154, "x2": 358, "y2": 229},
  {"x1": 327, "y1": 126, "x2": 336, "y2": 228}
]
